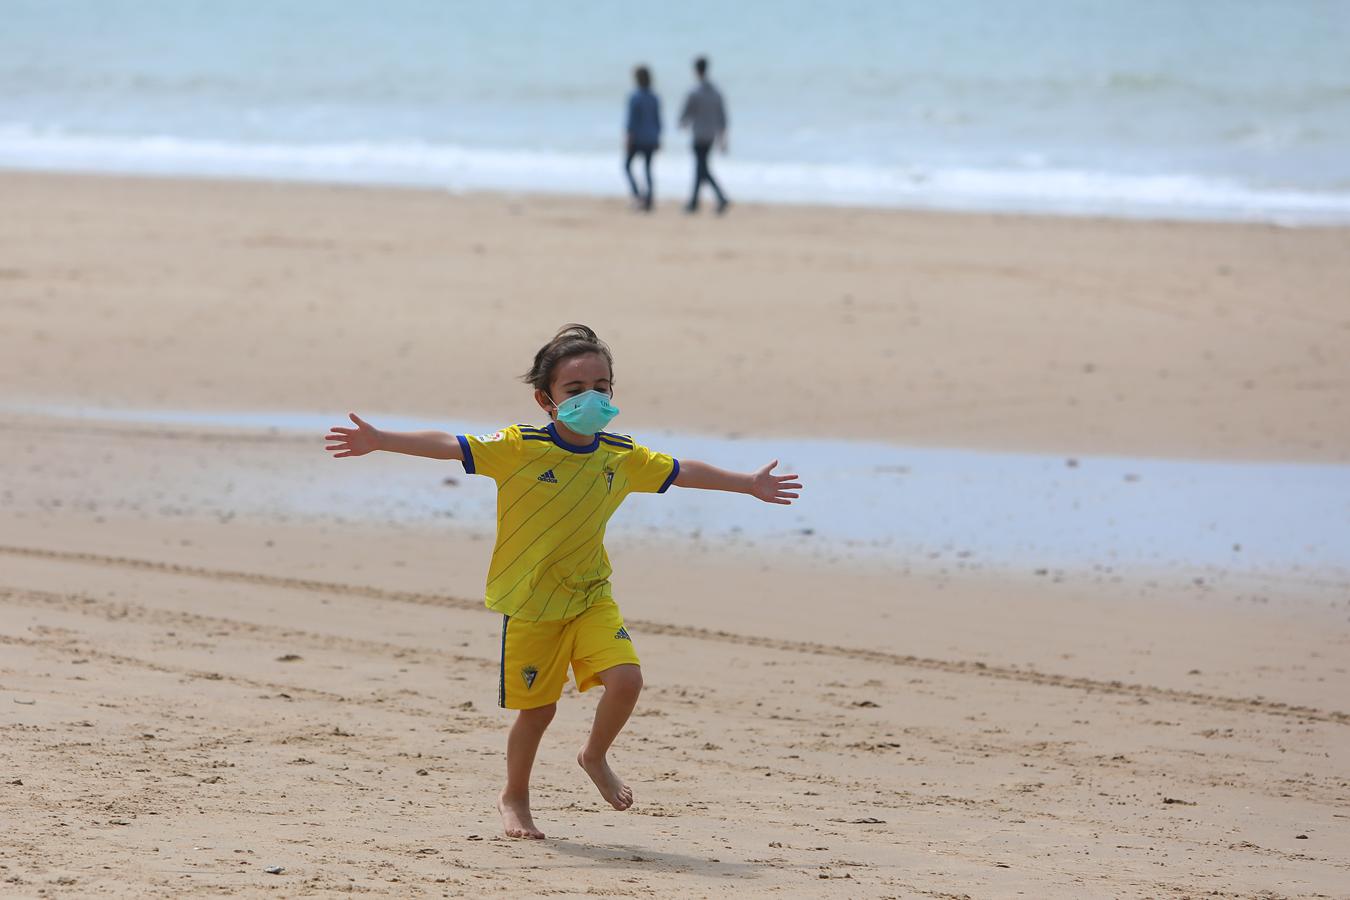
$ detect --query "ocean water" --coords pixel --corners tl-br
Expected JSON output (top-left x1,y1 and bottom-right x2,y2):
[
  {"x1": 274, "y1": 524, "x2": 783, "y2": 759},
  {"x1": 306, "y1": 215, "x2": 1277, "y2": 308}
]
[{"x1": 3, "y1": 0, "x2": 1350, "y2": 221}]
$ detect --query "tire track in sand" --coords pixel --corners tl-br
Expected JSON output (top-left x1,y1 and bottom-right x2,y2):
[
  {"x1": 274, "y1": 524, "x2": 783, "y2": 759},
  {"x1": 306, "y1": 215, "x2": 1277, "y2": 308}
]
[{"x1": 2, "y1": 543, "x2": 1345, "y2": 725}]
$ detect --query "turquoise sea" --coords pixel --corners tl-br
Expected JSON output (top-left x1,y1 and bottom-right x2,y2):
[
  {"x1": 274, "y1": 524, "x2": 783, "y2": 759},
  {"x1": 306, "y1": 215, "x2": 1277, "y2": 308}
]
[{"x1": 3, "y1": 0, "x2": 1350, "y2": 220}]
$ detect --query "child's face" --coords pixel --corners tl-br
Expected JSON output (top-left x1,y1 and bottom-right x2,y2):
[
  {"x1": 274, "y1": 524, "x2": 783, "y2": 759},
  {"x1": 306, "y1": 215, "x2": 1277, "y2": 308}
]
[{"x1": 537, "y1": 352, "x2": 613, "y2": 417}]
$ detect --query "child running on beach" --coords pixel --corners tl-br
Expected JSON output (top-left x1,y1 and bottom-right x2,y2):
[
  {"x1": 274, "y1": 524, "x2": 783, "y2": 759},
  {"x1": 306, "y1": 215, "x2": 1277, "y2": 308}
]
[{"x1": 324, "y1": 324, "x2": 802, "y2": 839}]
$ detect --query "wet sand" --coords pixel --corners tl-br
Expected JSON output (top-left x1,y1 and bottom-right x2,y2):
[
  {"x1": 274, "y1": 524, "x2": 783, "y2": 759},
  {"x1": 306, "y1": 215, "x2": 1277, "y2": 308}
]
[
  {"x1": 3, "y1": 493, "x2": 1348, "y2": 897},
  {"x1": 2, "y1": 172, "x2": 1349, "y2": 897}
]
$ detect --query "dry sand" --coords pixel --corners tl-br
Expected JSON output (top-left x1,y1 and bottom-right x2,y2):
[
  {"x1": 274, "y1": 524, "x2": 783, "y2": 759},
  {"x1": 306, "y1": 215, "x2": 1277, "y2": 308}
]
[
  {"x1": 4, "y1": 171, "x2": 1349, "y2": 460},
  {"x1": 2, "y1": 172, "x2": 1349, "y2": 897}
]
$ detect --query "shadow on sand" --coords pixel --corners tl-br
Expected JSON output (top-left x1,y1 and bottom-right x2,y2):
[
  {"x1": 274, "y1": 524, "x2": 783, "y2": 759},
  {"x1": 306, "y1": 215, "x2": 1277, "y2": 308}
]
[{"x1": 541, "y1": 837, "x2": 761, "y2": 878}]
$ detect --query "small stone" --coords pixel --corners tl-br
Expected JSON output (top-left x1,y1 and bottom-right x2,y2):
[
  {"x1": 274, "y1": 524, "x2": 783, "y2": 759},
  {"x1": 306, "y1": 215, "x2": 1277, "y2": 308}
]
[
  {"x1": 265, "y1": 865, "x2": 285, "y2": 874},
  {"x1": 1296, "y1": 834, "x2": 1309, "y2": 840},
  {"x1": 416, "y1": 768, "x2": 429, "y2": 776},
  {"x1": 276, "y1": 654, "x2": 302, "y2": 663},
  {"x1": 466, "y1": 834, "x2": 483, "y2": 841}
]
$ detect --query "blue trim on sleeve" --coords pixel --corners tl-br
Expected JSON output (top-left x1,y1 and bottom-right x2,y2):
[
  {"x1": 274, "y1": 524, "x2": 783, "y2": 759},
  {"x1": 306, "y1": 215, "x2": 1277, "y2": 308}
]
[
  {"x1": 657, "y1": 458, "x2": 680, "y2": 494},
  {"x1": 456, "y1": 435, "x2": 476, "y2": 474}
]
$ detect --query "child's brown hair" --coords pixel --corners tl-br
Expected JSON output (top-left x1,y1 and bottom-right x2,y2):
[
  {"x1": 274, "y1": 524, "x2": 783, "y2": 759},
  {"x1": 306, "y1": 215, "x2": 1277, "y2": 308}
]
[{"x1": 521, "y1": 324, "x2": 614, "y2": 394}]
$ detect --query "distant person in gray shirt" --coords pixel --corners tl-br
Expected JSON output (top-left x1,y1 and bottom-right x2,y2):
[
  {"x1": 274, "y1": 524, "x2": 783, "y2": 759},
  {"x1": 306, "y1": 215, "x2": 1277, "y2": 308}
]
[
  {"x1": 624, "y1": 65, "x2": 661, "y2": 212},
  {"x1": 678, "y1": 55, "x2": 729, "y2": 214}
]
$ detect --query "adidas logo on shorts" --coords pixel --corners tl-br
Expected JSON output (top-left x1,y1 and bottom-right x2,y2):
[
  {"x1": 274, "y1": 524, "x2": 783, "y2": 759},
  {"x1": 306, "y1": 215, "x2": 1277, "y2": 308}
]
[
  {"x1": 614, "y1": 627, "x2": 631, "y2": 641},
  {"x1": 537, "y1": 469, "x2": 558, "y2": 484}
]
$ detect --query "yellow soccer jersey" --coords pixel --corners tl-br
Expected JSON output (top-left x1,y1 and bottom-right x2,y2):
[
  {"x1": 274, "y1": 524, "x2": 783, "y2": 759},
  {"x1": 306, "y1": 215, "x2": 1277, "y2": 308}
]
[{"x1": 456, "y1": 423, "x2": 679, "y2": 622}]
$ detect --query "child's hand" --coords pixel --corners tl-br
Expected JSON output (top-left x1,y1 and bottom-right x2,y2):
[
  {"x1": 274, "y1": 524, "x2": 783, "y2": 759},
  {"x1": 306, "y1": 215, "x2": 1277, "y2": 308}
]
[
  {"x1": 325, "y1": 413, "x2": 381, "y2": 458},
  {"x1": 750, "y1": 460, "x2": 801, "y2": 505}
]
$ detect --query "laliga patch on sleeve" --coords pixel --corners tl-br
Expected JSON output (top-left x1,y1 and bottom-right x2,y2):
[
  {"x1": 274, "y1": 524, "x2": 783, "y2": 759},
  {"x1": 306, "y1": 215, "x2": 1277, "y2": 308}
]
[{"x1": 478, "y1": 430, "x2": 506, "y2": 442}]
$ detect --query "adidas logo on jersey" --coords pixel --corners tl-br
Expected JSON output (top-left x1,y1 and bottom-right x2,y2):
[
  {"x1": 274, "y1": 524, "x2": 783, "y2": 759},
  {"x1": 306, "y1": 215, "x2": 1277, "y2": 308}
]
[{"x1": 537, "y1": 469, "x2": 558, "y2": 484}]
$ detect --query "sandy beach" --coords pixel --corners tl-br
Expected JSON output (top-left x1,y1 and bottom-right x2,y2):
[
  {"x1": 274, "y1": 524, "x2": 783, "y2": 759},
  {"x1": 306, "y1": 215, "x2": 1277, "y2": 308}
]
[
  {"x1": 5, "y1": 172, "x2": 1350, "y2": 460},
  {"x1": 3, "y1": 172, "x2": 1349, "y2": 897}
]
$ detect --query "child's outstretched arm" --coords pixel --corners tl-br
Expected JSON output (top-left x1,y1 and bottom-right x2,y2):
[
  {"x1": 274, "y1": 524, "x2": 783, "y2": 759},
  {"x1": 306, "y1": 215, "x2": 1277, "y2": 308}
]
[
  {"x1": 674, "y1": 459, "x2": 801, "y2": 505},
  {"x1": 324, "y1": 413, "x2": 463, "y2": 461}
]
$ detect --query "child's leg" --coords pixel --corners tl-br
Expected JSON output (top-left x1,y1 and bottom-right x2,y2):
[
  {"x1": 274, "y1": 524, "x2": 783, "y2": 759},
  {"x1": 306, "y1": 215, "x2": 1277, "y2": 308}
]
[
  {"x1": 499, "y1": 702, "x2": 556, "y2": 839},
  {"x1": 577, "y1": 663, "x2": 642, "y2": 811}
]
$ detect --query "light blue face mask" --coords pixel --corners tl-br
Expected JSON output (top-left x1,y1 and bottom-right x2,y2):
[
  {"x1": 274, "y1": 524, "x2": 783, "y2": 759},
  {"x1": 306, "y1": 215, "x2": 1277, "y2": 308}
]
[{"x1": 551, "y1": 389, "x2": 619, "y2": 436}]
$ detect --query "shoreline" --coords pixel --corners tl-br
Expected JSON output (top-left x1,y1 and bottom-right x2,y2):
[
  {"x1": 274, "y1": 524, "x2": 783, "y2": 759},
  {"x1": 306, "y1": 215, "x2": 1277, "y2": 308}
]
[
  {"x1": 5, "y1": 149, "x2": 1350, "y2": 227},
  {"x1": 17, "y1": 163, "x2": 1350, "y2": 229}
]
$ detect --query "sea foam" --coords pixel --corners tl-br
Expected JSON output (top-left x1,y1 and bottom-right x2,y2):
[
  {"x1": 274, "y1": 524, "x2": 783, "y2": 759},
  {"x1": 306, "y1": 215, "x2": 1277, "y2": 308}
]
[{"x1": 3, "y1": 126, "x2": 1349, "y2": 224}]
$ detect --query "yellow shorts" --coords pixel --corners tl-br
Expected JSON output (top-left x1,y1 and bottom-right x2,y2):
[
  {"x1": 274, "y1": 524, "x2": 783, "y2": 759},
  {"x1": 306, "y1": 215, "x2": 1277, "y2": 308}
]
[{"x1": 498, "y1": 596, "x2": 640, "y2": 710}]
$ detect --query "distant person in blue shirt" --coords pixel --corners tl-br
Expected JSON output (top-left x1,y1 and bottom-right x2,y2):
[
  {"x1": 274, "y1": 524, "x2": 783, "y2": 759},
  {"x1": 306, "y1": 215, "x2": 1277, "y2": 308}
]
[
  {"x1": 679, "y1": 56, "x2": 729, "y2": 215},
  {"x1": 624, "y1": 65, "x2": 661, "y2": 212}
]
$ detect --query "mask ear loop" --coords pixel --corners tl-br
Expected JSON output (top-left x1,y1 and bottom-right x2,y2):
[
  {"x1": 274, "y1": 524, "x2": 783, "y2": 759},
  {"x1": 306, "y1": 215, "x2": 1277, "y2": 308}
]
[{"x1": 538, "y1": 391, "x2": 559, "y2": 422}]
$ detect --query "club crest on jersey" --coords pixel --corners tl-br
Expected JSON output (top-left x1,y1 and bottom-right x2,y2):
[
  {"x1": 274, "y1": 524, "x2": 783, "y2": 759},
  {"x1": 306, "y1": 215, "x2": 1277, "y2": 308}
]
[
  {"x1": 537, "y1": 469, "x2": 558, "y2": 484},
  {"x1": 521, "y1": 665, "x2": 539, "y2": 689},
  {"x1": 614, "y1": 626, "x2": 631, "y2": 641},
  {"x1": 478, "y1": 430, "x2": 505, "y2": 442},
  {"x1": 604, "y1": 467, "x2": 615, "y2": 492}
]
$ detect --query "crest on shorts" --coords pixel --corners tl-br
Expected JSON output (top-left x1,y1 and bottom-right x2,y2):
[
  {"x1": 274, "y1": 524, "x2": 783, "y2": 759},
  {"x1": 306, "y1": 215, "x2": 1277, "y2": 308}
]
[
  {"x1": 521, "y1": 665, "x2": 539, "y2": 689},
  {"x1": 614, "y1": 627, "x2": 631, "y2": 641}
]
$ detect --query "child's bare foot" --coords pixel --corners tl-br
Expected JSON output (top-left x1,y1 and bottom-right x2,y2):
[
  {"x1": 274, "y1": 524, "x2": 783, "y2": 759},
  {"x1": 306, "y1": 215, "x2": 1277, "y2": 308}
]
[
  {"x1": 497, "y1": 791, "x2": 545, "y2": 839},
  {"x1": 577, "y1": 749, "x2": 634, "y2": 810}
]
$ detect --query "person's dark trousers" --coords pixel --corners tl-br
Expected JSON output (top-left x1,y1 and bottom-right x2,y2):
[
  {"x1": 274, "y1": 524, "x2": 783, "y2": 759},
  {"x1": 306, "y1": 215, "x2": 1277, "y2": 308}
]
[
  {"x1": 624, "y1": 145, "x2": 656, "y2": 209},
  {"x1": 687, "y1": 140, "x2": 726, "y2": 211}
]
